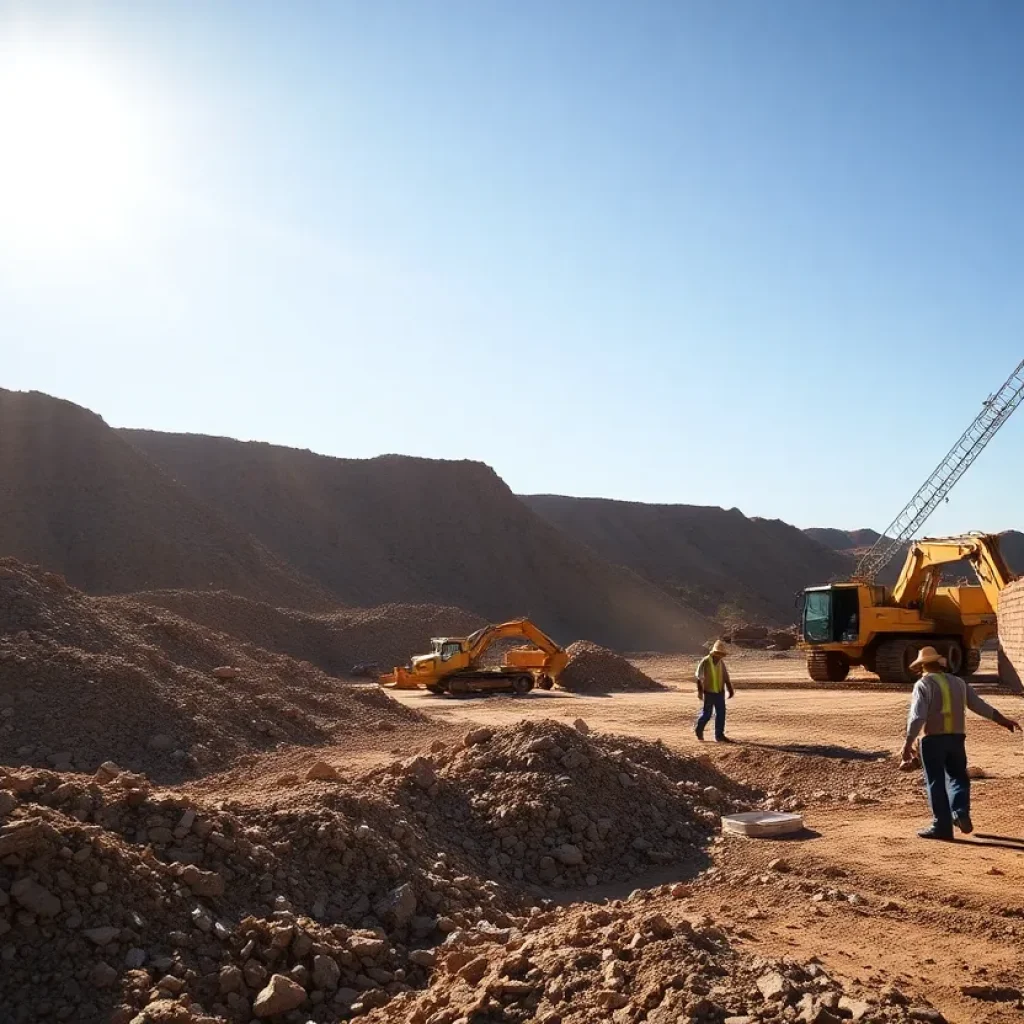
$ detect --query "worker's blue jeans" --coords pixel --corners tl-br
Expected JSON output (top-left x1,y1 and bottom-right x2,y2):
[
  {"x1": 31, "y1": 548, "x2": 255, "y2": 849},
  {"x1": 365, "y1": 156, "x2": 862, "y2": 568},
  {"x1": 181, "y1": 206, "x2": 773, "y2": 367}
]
[
  {"x1": 695, "y1": 691, "x2": 726, "y2": 740},
  {"x1": 920, "y1": 733, "x2": 970, "y2": 834}
]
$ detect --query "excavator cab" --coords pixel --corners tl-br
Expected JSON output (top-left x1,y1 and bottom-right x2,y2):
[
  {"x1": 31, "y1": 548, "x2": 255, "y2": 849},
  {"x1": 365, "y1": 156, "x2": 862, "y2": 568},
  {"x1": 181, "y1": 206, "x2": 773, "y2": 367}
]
[{"x1": 801, "y1": 585, "x2": 861, "y2": 645}]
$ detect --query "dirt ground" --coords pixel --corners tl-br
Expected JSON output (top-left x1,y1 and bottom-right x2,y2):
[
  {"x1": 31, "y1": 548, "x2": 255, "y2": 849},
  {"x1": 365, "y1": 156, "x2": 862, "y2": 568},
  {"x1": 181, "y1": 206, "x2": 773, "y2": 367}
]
[{"x1": 371, "y1": 649, "x2": 1024, "y2": 1024}]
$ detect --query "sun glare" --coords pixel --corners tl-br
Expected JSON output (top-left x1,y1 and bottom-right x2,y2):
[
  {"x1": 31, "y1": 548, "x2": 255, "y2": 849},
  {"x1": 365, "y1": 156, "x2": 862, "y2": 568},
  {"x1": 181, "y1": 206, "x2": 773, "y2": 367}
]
[{"x1": 0, "y1": 46, "x2": 157, "y2": 256}]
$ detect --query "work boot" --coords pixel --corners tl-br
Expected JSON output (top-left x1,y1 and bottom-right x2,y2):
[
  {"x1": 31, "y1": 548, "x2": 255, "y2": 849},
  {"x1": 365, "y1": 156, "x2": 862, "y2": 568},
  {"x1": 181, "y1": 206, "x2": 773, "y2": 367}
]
[
  {"x1": 694, "y1": 727, "x2": 704, "y2": 742},
  {"x1": 715, "y1": 735, "x2": 733, "y2": 744},
  {"x1": 917, "y1": 825, "x2": 953, "y2": 841},
  {"x1": 953, "y1": 813, "x2": 974, "y2": 835}
]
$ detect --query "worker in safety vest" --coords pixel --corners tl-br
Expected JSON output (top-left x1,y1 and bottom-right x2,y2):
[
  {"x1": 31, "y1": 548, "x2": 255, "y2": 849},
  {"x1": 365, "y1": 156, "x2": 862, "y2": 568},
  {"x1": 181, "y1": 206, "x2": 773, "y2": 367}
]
[
  {"x1": 694, "y1": 640, "x2": 734, "y2": 742},
  {"x1": 900, "y1": 645, "x2": 1020, "y2": 840}
]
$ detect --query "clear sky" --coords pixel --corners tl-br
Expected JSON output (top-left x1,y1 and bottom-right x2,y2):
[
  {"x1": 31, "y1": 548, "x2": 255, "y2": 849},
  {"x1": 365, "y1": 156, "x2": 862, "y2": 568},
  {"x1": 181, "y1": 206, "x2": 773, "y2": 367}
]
[{"x1": 3, "y1": 1, "x2": 1024, "y2": 535}]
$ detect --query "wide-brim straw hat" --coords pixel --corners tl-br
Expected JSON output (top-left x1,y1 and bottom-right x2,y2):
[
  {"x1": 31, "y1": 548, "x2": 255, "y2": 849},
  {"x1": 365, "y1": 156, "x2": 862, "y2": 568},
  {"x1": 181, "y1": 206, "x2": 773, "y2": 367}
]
[
  {"x1": 709, "y1": 640, "x2": 729, "y2": 656},
  {"x1": 909, "y1": 645, "x2": 947, "y2": 670}
]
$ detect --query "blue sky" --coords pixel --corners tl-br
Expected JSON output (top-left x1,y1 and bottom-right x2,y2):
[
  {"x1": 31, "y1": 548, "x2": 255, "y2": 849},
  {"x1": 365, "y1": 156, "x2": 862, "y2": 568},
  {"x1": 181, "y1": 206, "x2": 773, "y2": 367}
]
[{"x1": 3, "y1": 1, "x2": 1024, "y2": 534}]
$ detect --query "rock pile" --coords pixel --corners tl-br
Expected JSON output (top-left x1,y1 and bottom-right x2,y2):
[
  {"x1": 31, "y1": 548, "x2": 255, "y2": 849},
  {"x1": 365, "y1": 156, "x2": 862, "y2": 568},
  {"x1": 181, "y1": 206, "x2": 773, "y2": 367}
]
[
  {"x1": 390, "y1": 720, "x2": 750, "y2": 888},
  {"x1": 0, "y1": 558, "x2": 423, "y2": 781},
  {"x1": 557, "y1": 641, "x2": 664, "y2": 692},
  {"x1": 369, "y1": 888, "x2": 934, "y2": 1024},
  {"x1": 0, "y1": 721, "x2": 752, "y2": 1023}
]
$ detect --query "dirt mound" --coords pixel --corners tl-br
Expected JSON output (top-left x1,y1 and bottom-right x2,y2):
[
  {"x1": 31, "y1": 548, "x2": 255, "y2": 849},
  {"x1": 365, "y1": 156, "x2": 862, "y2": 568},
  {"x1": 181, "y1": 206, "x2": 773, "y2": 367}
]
[
  {"x1": 0, "y1": 721, "x2": 750, "y2": 1023},
  {"x1": 523, "y1": 494, "x2": 852, "y2": 625},
  {"x1": 0, "y1": 558, "x2": 421, "y2": 781},
  {"x1": 370, "y1": 887, "x2": 930, "y2": 1024},
  {"x1": 123, "y1": 430, "x2": 715, "y2": 651},
  {"x1": 131, "y1": 590, "x2": 486, "y2": 676},
  {"x1": 557, "y1": 641, "x2": 664, "y2": 692},
  {"x1": 414, "y1": 720, "x2": 745, "y2": 887},
  {"x1": 0, "y1": 389, "x2": 328, "y2": 609}
]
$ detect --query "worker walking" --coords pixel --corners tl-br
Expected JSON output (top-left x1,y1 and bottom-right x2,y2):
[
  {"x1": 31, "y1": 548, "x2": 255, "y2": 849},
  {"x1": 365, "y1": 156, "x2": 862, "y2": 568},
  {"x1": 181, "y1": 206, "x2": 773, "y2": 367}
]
[
  {"x1": 901, "y1": 645, "x2": 1020, "y2": 840},
  {"x1": 695, "y1": 640, "x2": 734, "y2": 742}
]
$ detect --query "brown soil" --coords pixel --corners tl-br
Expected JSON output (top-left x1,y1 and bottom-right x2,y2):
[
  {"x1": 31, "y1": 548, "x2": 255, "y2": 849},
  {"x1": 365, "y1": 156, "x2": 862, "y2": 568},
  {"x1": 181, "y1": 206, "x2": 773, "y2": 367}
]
[
  {"x1": 0, "y1": 558, "x2": 423, "y2": 782},
  {"x1": 129, "y1": 589, "x2": 487, "y2": 677},
  {"x1": 557, "y1": 641, "x2": 664, "y2": 693},
  {"x1": 122, "y1": 430, "x2": 715, "y2": 651},
  {"x1": 0, "y1": 389, "x2": 328, "y2": 609},
  {"x1": 0, "y1": 721, "x2": 742, "y2": 1024},
  {"x1": 3, "y1": 625, "x2": 1024, "y2": 1023},
  {"x1": 388, "y1": 658, "x2": 1024, "y2": 1024}
]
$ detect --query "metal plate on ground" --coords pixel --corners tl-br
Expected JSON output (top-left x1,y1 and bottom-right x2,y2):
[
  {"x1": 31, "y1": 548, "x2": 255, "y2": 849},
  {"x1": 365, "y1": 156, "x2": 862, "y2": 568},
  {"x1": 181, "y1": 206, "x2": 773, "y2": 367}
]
[{"x1": 721, "y1": 811, "x2": 805, "y2": 837}]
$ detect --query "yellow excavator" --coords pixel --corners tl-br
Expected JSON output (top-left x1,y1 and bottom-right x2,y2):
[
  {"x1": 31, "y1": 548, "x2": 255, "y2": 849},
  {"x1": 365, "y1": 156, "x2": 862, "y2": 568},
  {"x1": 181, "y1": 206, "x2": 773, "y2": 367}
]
[
  {"x1": 801, "y1": 356, "x2": 1024, "y2": 685},
  {"x1": 379, "y1": 618, "x2": 568, "y2": 695},
  {"x1": 801, "y1": 533, "x2": 1017, "y2": 684}
]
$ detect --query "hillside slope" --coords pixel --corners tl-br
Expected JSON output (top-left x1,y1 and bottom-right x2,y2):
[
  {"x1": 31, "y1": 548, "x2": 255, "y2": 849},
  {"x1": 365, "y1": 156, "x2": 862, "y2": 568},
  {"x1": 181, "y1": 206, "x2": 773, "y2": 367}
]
[
  {"x1": 122, "y1": 431, "x2": 715, "y2": 650},
  {"x1": 0, "y1": 390, "x2": 329, "y2": 607},
  {"x1": 521, "y1": 495, "x2": 851, "y2": 625}
]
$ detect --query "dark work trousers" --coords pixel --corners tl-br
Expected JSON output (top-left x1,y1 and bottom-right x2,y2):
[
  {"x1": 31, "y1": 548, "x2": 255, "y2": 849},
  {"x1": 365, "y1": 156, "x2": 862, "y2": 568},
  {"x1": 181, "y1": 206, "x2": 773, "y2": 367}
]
[
  {"x1": 695, "y1": 690, "x2": 727, "y2": 740},
  {"x1": 920, "y1": 733, "x2": 970, "y2": 834}
]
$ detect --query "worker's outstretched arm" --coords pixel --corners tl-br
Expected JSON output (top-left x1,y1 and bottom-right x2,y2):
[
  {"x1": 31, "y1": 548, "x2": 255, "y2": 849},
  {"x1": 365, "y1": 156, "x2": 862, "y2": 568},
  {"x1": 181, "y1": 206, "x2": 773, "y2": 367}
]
[
  {"x1": 694, "y1": 657, "x2": 706, "y2": 699},
  {"x1": 725, "y1": 664, "x2": 735, "y2": 699},
  {"x1": 965, "y1": 687, "x2": 1021, "y2": 733},
  {"x1": 902, "y1": 680, "x2": 930, "y2": 762}
]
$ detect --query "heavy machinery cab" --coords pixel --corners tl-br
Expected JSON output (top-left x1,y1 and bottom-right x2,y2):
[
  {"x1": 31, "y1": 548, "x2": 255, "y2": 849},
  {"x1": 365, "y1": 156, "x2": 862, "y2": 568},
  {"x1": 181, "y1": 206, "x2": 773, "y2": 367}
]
[
  {"x1": 433, "y1": 639, "x2": 465, "y2": 661},
  {"x1": 802, "y1": 585, "x2": 862, "y2": 645}
]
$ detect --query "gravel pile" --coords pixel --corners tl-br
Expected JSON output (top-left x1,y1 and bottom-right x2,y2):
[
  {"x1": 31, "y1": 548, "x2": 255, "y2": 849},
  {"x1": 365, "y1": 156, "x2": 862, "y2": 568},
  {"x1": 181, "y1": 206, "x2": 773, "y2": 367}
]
[
  {"x1": 0, "y1": 766, "x2": 437, "y2": 1023},
  {"x1": 0, "y1": 721, "x2": 754, "y2": 1023},
  {"x1": 370, "y1": 887, "x2": 935, "y2": 1024},
  {"x1": 557, "y1": 641, "x2": 664, "y2": 692},
  {"x1": 0, "y1": 559, "x2": 422, "y2": 781},
  {"x1": 400, "y1": 720, "x2": 750, "y2": 889}
]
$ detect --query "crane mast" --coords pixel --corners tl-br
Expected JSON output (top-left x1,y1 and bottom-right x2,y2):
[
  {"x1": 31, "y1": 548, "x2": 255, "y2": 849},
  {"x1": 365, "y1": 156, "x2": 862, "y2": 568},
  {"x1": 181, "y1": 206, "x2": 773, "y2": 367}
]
[{"x1": 854, "y1": 356, "x2": 1024, "y2": 582}]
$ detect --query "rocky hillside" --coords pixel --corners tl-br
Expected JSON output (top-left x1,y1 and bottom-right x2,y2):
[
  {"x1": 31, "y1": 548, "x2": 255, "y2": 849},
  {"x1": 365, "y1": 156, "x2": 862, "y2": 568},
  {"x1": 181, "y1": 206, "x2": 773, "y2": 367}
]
[
  {"x1": 0, "y1": 390, "x2": 329, "y2": 608},
  {"x1": 122, "y1": 431, "x2": 716, "y2": 651},
  {"x1": 522, "y1": 495, "x2": 850, "y2": 625}
]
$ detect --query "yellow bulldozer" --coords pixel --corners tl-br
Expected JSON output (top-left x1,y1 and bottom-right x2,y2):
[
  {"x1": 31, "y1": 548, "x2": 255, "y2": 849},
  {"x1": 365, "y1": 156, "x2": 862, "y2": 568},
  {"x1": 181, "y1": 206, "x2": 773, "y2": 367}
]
[
  {"x1": 801, "y1": 533, "x2": 1017, "y2": 684},
  {"x1": 379, "y1": 618, "x2": 568, "y2": 695}
]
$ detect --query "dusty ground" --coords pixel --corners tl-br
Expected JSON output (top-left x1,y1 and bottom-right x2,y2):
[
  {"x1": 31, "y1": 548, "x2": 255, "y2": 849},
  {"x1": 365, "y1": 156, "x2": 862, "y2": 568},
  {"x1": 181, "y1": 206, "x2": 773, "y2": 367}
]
[{"x1": 372, "y1": 650, "x2": 1024, "y2": 1024}]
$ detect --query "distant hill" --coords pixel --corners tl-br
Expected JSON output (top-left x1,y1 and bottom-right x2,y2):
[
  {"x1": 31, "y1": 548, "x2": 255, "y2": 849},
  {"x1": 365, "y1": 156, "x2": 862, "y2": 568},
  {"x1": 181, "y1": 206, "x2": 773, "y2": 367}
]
[
  {"x1": 803, "y1": 526, "x2": 1024, "y2": 584},
  {"x1": 122, "y1": 430, "x2": 716, "y2": 651},
  {"x1": 0, "y1": 390, "x2": 329, "y2": 607},
  {"x1": 521, "y1": 495, "x2": 851, "y2": 625},
  {"x1": 804, "y1": 528, "x2": 884, "y2": 551}
]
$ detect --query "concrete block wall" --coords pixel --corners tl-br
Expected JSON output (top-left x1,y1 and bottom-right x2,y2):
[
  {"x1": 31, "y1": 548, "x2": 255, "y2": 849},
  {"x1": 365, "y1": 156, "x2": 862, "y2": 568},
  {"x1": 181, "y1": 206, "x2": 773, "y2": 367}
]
[{"x1": 998, "y1": 579, "x2": 1024, "y2": 691}]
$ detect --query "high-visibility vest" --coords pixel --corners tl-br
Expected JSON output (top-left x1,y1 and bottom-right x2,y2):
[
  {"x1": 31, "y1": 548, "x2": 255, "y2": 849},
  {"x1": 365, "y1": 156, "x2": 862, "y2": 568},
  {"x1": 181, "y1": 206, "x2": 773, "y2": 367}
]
[
  {"x1": 704, "y1": 656, "x2": 723, "y2": 694},
  {"x1": 922, "y1": 672, "x2": 967, "y2": 736}
]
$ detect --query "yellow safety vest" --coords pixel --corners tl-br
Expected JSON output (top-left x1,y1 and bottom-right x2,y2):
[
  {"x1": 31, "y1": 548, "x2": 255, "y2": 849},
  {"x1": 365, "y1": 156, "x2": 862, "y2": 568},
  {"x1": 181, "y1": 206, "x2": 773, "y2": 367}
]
[
  {"x1": 922, "y1": 671, "x2": 966, "y2": 736},
  {"x1": 705, "y1": 656, "x2": 723, "y2": 694}
]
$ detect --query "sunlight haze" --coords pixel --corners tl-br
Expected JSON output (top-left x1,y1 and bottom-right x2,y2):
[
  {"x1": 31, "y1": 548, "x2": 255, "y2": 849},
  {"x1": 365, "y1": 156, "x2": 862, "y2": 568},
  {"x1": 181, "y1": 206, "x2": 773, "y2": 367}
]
[{"x1": 3, "y1": 1, "x2": 1024, "y2": 536}]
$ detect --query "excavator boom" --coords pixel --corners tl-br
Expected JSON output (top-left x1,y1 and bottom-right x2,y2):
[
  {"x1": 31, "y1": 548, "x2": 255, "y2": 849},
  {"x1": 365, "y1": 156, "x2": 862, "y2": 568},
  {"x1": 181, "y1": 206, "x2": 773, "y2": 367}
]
[{"x1": 892, "y1": 533, "x2": 1017, "y2": 611}]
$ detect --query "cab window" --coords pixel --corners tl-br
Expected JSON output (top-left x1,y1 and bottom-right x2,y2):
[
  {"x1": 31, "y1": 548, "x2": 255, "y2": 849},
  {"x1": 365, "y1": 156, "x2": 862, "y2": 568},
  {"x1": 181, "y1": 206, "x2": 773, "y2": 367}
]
[
  {"x1": 440, "y1": 642, "x2": 461, "y2": 662},
  {"x1": 803, "y1": 591, "x2": 831, "y2": 643}
]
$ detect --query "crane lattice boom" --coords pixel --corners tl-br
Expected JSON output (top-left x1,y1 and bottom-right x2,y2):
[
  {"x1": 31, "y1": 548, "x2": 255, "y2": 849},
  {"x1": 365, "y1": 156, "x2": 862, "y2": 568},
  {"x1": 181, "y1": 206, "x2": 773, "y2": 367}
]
[{"x1": 854, "y1": 356, "x2": 1024, "y2": 582}]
